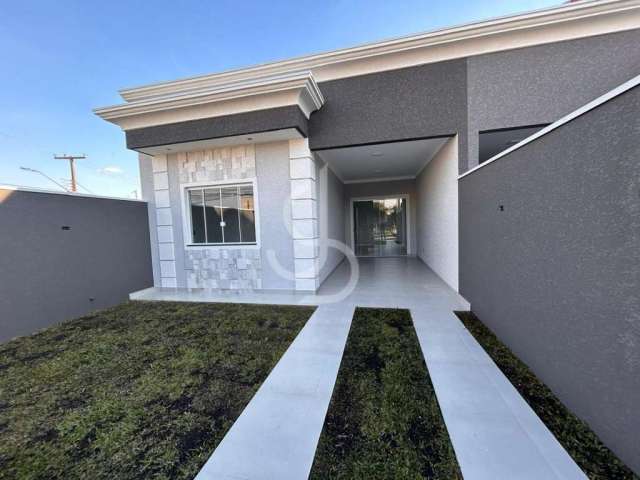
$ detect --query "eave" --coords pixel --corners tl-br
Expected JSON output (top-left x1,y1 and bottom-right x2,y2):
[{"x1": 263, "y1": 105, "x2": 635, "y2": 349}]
[
  {"x1": 116, "y1": 0, "x2": 640, "y2": 103},
  {"x1": 94, "y1": 71, "x2": 324, "y2": 131}
]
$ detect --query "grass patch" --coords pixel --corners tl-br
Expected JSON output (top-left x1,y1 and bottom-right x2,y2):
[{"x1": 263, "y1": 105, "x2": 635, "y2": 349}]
[
  {"x1": 0, "y1": 301, "x2": 314, "y2": 480},
  {"x1": 310, "y1": 307, "x2": 461, "y2": 480},
  {"x1": 455, "y1": 311, "x2": 638, "y2": 480}
]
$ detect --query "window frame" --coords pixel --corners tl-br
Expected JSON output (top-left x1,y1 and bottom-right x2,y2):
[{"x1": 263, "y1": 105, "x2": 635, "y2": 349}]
[{"x1": 180, "y1": 178, "x2": 260, "y2": 249}]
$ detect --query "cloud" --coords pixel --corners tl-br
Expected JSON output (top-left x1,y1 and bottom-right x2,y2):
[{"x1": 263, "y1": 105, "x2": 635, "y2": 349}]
[{"x1": 98, "y1": 165, "x2": 124, "y2": 176}]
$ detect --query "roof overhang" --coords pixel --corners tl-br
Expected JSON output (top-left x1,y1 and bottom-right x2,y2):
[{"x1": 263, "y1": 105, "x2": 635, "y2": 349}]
[
  {"x1": 94, "y1": 71, "x2": 324, "y2": 131},
  {"x1": 94, "y1": 0, "x2": 640, "y2": 145},
  {"x1": 113, "y1": 0, "x2": 640, "y2": 100}
]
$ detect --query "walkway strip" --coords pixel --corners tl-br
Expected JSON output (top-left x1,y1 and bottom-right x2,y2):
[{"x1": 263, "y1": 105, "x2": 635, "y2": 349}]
[
  {"x1": 194, "y1": 303, "x2": 355, "y2": 480},
  {"x1": 410, "y1": 306, "x2": 587, "y2": 480}
]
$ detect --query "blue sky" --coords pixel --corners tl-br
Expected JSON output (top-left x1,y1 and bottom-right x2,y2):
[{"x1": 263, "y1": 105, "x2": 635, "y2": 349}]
[{"x1": 0, "y1": 0, "x2": 558, "y2": 197}]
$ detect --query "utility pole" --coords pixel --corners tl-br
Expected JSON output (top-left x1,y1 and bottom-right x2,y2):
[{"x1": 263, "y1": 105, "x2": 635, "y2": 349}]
[{"x1": 54, "y1": 154, "x2": 86, "y2": 192}]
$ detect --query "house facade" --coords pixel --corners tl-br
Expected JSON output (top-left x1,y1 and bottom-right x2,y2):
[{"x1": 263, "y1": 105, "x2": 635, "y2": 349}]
[
  {"x1": 95, "y1": 0, "x2": 640, "y2": 471},
  {"x1": 96, "y1": 0, "x2": 640, "y2": 294}
]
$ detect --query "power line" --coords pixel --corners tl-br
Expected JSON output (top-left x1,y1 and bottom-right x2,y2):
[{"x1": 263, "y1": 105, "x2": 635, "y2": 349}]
[
  {"x1": 19, "y1": 166, "x2": 69, "y2": 192},
  {"x1": 74, "y1": 180, "x2": 94, "y2": 195}
]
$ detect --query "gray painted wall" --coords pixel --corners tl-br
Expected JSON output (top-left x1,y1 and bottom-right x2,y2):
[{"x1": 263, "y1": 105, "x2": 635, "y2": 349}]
[
  {"x1": 127, "y1": 106, "x2": 307, "y2": 150},
  {"x1": 459, "y1": 85, "x2": 640, "y2": 473},
  {"x1": 122, "y1": 30, "x2": 640, "y2": 175},
  {"x1": 309, "y1": 59, "x2": 467, "y2": 153},
  {"x1": 466, "y1": 29, "x2": 640, "y2": 170},
  {"x1": 256, "y1": 141, "x2": 296, "y2": 290},
  {"x1": 0, "y1": 189, "x2": 153, "y2": 343},
  {"x1": 308, "y1": 29, "x2": 640, "y2": 173}
]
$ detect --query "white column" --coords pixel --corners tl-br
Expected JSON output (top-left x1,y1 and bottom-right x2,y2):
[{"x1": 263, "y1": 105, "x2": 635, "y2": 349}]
[
  {"x1": 289, "y1": 139, "x2": 320, "y2": 291},
  {"x1": 152, "y1": 154, "x2": 177, "y2": 288}
]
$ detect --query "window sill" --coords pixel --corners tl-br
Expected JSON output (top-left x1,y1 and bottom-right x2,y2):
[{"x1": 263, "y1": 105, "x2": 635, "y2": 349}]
[{"x1": 185, "y1": 243, "x2": 259, "y2": 249}]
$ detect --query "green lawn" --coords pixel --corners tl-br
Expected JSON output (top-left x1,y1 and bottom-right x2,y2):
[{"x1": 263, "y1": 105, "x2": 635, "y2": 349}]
[
  {"x1": 456, "y1": 311, "x2": 639, "y2": 480},
  {"x1": 0, "y1": 301, "x2": 314, "y2": 480},
  {"x1": 310, "y1": 308, "x2": 461, "y2": 480}
]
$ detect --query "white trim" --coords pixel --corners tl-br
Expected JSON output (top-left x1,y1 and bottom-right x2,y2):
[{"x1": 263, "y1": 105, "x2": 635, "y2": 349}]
[
  {"x1": 179, "y1": 178, "x2": 261, "y2": 251},
  {"x1": 0, "y1": 184, "x2": 145, "y2": 203},
  {"x1": 343, "y1": 175, "x2": 416, "y2": 185},
  {"x1": 115, "y1": 0, "x2": 640, "y2": 99},
  {"x1": 95, "y1": 71, "x2": 324, "y2": 128},
  {"x1": 349, "y1": 194, "x2": 411, "y2": 257},
  {"x1": 458, "y1": 72, "x2": 640, "y2": 180}
]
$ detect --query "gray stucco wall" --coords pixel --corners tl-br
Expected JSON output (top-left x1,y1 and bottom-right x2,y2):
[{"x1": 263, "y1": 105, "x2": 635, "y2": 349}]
[
  {"x1": 466, "y1": 29, "x2": 640, "y2": 170},
  {"x1": 307, "y1": 29, "x2": 640, "y2": 173},
  {"x1": 256, "y1": 141, "x2": 296, "y2": 290},
  {"x1": 123, "y1": 30, "x2": 640, "y2": 176},
  {"x1": 459, "y1": 85, "x2": 640, "y2": 473},
  {"x1": 0, "y1": 189, "x2": 153, "y2": 343},
  {"x1": 127, "y1": 106, "x2": 307, "y2": 150},
  {"x1": 309, "y1": 59, "x2": 468, "y2": 169}
]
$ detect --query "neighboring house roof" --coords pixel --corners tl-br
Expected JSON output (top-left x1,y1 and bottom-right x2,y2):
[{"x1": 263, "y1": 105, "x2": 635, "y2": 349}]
[{"x1": 95, "y1": 0, "x2": 640, "y2": 131}]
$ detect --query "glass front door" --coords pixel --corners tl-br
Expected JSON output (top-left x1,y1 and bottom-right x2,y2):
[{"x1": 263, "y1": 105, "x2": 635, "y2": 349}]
[{"x1": 353, "y1": 198, "x2": 407, "y2": 257}]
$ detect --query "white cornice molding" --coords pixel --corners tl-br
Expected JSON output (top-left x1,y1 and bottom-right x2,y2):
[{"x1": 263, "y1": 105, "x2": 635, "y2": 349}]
[
  {"x1": 116, "y1": 0, "x2": 640, "y2": 102},
  {"x1": 94, "y1": 71, "x2": 324, "y2": 129}
]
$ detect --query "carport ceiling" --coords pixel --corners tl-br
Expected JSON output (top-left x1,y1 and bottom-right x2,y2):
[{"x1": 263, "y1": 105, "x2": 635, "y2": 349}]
[{"x1": 316, "y1": 137, "x2": 449, "y2": 183}]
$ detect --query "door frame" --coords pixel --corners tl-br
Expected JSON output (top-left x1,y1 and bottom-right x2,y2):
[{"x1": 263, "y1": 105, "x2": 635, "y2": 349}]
[{"x1": 349, "y1": 194, "x2": 411, "y2": 257}]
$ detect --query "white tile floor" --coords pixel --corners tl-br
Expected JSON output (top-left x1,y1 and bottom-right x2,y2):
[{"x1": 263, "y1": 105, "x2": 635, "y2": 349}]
[{"x1": 131, "y1": 257, "x2": 586, "y2": 480}]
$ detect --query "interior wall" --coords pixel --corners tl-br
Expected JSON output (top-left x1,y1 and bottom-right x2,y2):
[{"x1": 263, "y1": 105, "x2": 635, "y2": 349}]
[
  {"x1": 318, "y1": 164, "x2": 346, "y2": 284},
  {"x1": 415, "y1": 136, "x2": 459, "y2": 290},
  {"x1": 344, "y1": 179, "x2": 417, "y2": 256}
]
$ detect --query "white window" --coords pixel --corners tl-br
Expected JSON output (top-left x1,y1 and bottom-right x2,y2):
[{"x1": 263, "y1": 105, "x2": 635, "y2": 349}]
[{"x1": 187, "y1": 184, "x2": 256, "y2": 245}]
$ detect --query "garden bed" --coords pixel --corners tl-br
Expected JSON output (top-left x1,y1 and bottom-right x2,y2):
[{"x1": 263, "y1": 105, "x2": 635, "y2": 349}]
[
  {"x1": 0, "y1": 301, "x2": 314, "y2": 480},
  {"x1": 456, "y1": 311, "x2": 638, "y2": 480},
  {"x1": 310, "y1": 307, "x2": 461, "y2": 479}
]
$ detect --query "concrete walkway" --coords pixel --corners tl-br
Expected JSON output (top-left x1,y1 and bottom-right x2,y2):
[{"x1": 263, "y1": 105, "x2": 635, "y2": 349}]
[
  {"x1": 194, "y1": 303, "x2": 354, "y2": 480},
  {"x1": 133, "y1": 257, "x2": 586, "y2": 480}
]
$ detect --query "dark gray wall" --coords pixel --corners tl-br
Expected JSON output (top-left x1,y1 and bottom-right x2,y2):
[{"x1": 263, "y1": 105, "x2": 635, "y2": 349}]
[
  {"x1": 309, "y1": 59, "x2": 467, "y2": 152},
  {"x1": 467, "y1": 29, "x2": 640, "y2": 170},
  {"x1": 123, "y1": 30, "x2": 640, "y2": 175},
  {"x1": 307, "y1": 29, "x2": 640, "y2": 173},
  {"x1": 126, "y1": 106, "x2": 308, "y2": 150},
  {"x1": 459, "y1": 85, "x2": 640, "y2": 473},
  {"x1": 0, "y1": 189, "x2": 153, "y2": 343}
]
